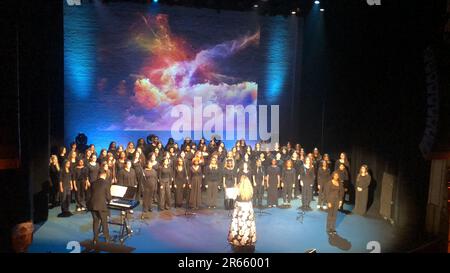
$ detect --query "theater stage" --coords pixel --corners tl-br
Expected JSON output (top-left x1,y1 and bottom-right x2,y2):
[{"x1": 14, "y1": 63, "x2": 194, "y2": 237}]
[{"x1": 29, "y1": 194, "x2": 402, "y2": 253}]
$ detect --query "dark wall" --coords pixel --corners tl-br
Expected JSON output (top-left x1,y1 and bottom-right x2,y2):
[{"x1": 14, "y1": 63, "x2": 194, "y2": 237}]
[
  {"x1": 0, "y1": 0, "x2": 63, "y2": 252},
  {"x1": 297, "y1": 0, "x2": 446, "y2": 236}
]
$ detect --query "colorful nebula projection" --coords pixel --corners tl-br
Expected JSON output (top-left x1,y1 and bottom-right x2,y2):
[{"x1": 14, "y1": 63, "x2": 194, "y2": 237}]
[{"x1": 64, "y1": 2, "x2": 298, "y2": 148}]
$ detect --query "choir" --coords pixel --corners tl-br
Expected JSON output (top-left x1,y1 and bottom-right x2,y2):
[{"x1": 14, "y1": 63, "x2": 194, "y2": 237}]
[{"x1": 48, "y1": 136, "x2": 372, "y2": 234}]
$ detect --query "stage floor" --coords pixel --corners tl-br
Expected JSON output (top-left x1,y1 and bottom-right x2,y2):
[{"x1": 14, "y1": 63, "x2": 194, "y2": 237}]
[{"x1": 29, "y1": 193, "x2": 400, "y2": 253}]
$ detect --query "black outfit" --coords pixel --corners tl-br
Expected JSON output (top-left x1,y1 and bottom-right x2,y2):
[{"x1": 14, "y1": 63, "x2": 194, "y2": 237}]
[
  {"x1": 292, "y1": 159, "x2": 303, "y2": 197},
  {"x1": 336, "y1": 168, "x2": 350, "y2": 208},
  {"x1": 87, "y1": 163, "x2": 100, "y2": 203},
  {"x1": 174, "y1": 166, "x2": 188, "y2": 207},
  {"x1": 60, "y1": 169, "x2": 73, "y2": 214},
  {"x1": 142, "y1": 165, "x2": 158, "y2": 212},
  {"x1": 354, "y1": 174, "x2": 371, "y2": 215},
  {"x1": 117, "y1": 168, "x2": 137, "y2": 187},
  {"x1": 237, "y1": 169, "x2": 253, "y2": 184},
  {"x1": 300, "y1": 165, "x2": 315, "y2": 208},
  {"x1": 324, "y1": 180, "x2": 345, "y2": 233},
  {"x1": 189, "y1": 166, "x2": 202, "y2": 209},
  {"x1": 253, "y1": 166, "x2": 265, "y2": 207},
  {"x1": 133, "y1": 161, "x2": 145, "y2": 200},
  {"x1": 266, "y1": 165, "x2": 280, "y2": 206},
  {"x1": 73, "y1": 166, "x2": 88, "y2": 209},
  {"x1": 87, "y1": 177, "x2": 111, "y2": 242},
  {"x1": 222, "y1": 167, "x2": 236, "y2": 210},
  {"x1": 204, "y1": 165, "x2": 221, "y2": 207},
  {"x1": 49, "y1": 165, "x2": 60, "y2": 207},
  {"x1": 158, "y1": 166, "x2": 173, "y2": 210},
  {"x1": 281, "y1": 168, "x2": 296, "y2": 204},
  {"x1": 317, "y1": 167, "x2": 331, "y2": 208}
]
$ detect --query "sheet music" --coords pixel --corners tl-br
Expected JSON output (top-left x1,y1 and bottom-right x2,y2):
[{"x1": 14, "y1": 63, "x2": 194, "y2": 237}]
[{"x1": 110, "y1": 185, "x2": 127, "y2": 198}]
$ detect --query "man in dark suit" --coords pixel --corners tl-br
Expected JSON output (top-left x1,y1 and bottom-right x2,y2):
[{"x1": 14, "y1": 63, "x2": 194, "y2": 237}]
[{"x1": 87, "y1": 170, "x2": 111, "y2": 244}]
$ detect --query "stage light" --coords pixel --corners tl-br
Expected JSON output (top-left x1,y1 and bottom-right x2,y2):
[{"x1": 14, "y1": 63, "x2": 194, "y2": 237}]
[
  {"x1": 314, "y1": 1, "x2": 320, "y2": 4},
  {"x1": 291, "y1": 11, "x2": 296, "y2": 15},
  {"x1": 320, "y1": 8, "x2": 324, "y2": 12},
  {"x1": 253, "y1": 4, "x2": 258, "y2": 8},
  {"x1": 153, "y1": 0, "x2": 158, "y2": 3}
]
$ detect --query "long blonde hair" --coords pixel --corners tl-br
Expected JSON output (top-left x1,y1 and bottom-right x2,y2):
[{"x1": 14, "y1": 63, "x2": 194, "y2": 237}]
[
  {"x1": 50, "y1": 155, "x2": 60, "y2": 171},
  {"x1": 238, "y1": 176, "x2": 253, "y2": 202}
]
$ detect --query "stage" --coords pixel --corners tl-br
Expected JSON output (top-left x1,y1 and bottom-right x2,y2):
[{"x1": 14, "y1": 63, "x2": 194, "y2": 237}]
[{"x1": 29, "y1": 193, "x2": 402, "y2": 253}]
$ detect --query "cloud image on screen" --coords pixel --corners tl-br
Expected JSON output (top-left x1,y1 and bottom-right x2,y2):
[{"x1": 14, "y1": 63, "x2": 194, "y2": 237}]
[{"x1": 64, "y1": 3, "x2": 260, "y2": 147}]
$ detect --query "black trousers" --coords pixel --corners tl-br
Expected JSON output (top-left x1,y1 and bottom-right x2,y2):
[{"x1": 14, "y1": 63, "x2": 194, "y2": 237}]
[
  {"x1": 75, "y1": 180, "x2": 86, "y2": 209},
  {"x1": 302, "y1": 184, "x2": 313, "y2": 207},
  {"x1": 317, "y1": 185, "x2": 325, "y2": 207},
  {"x1": 91, "y1": 210, "x2": 109, "y2": 241},
  {"x1": 282, "y1": 183, "x2": 294, "y2": 203},
  {"x1": 142, "y1": 182, "x2": 156, "y2": 212},
  {"x1": 206, "y1": 181, "x2": 219, "y2": 207},
  {"x1": 49, "y1": 182, "x2": 60, "y2": 206},
  {"x1": 61, "y1": 190, "x2": 71, "y2": 213},
  {"x1": 253, "y1": 185, "x2": 264, "y2": 207},
  {"x1": 159, "y1": 182, "x2": 171, "y2": 209},
  {"x1": 327, "y1": 201, "x2": 339, "y2": 232}
]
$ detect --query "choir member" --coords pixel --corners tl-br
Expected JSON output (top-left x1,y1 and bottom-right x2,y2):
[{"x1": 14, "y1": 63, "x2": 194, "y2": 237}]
[
  {"x1": 281, "y1": 160, "x2": 296, "y2": 206},
  {"x1": 137, "y1": 138, "x2": 146, "y2": 151},
  {"x1": 324, "y1": 171, "x2": 344, "y2": 235},
  {"x1": 300, "y1": 156, "x2": 315, "y2": 210},
  {"x1": 253, "y1": 159, "x2": 265, "y2": 208},
  {"x1": 336, "y1": 162, "x2": 350, "y2": 210},
  {"x1": 317, "y1": 160, "x2": 331, "y2": 210},
  {"x1": 281, "y1": 146, "x2": 290, "y2": 162},
  {"x1": 216, "y1": 146, "x2": 226, "y2": 165},
  {"x1": 148, "y1": 153, "x2": 160, "y2": 204},
  {"x1": 238, "y1": 162, "x2": 254, "y2": 185},
  {"x1": 116, "y1": 151, "x2": 127, "y2": 174},
  {"x1": 49, "y1": 155, "x2": 60, "y2": 207},
  {"x1": 98, "y1": 149, "x2": 108, "y2": 165},
  {"x1": 180, "y1": 137, "x2": 192, "y2": 152},
  {"x1": 204, "y1": 157, "x2": 221, "y2": 208},
  {"x1": 239, "y1": 153, "x2": 252, "y2": 172},
  {"x1": 73, "y1": 158, "x2": 88, "y2": 211},
  {"x1": 184, "y1": 145, "x2": 194, "y2": 170},
  {"x1": 158, "y1": 158, "x2": 173, "y2": 211},
  {"x1": 107, "y1": 141, "x2": 117, "y2": 155},
  {"x1": 322, "y1": 153, "x2": 332, "y2": 169},
  {"x1": 132, "y1": 150, "x2": 145, "y2": 200},
  {"x1": 222, "y1": 159, "x2": 237, "y2": 210},
  {"x1": 88, "y1": 144, "x2": 97, "y2": 158},
  {"x1": 312, "y1": 147, "x2": 322, "y2": 168},
  {"x1": 174, "y1": 157, "x2": 188, "y2": 208},
  {"x1": 58, "y1": 146, "x2": 67, "y2": 168},
  {"x1": 189, "y1": 158, "x2": 203, "y2": 210},
  {"x1": 125, "y1": 142, "x2": 136, "y2": 161},
  {"x1": 59, "y1": 160, "x2": 74, "y2": 217},
  {"x1": 266, "y1": 159, "x2": 281, "y2": 208},
  {"x1": 142, "y1": 159, "x2": 158, "y2": 213},
  {"x1": 83, "y1": 149, "x2": 92, "y2": 166},
  {"x1": 117, "y1": 160, "x2": 137, "y2": 187},
  {"x1": 115, "y1": 145, "x2": 124, "y2": 160},
  {"x1": 254, "y1": 142, "x2": 262, "y2": 161},
  {"x1": 334, "y1": 152, "x2": 350, "y2": 171},
  {"x1": 354, "y1": 165, "x2": 371, "y2": 215}
]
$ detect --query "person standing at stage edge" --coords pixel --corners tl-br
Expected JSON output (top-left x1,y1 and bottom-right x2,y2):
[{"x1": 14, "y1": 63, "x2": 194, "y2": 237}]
[
  {"x1": 324, "y1": 171, "x2": 344, "y2": 235},
  {"x1": 87, "y1": 169, "x2": 111, "y2": 244}
]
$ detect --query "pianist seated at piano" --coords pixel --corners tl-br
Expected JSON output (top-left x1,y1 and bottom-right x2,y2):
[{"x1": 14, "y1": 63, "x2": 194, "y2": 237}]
[{"x1": 87, "y1": 169, "x2": 111, "y2": 244}]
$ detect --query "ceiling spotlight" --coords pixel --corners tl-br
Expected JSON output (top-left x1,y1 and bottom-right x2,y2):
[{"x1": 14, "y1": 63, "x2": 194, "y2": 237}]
[
  {"x1": 314, "y1": 1, "x2": 320, "y2": 4},
  {"x1": 320, "y1": 8, "x2": 324, "y2": 12},
  {"x1": 291, "y1": 11, "x2": 296, "y2": 15}
]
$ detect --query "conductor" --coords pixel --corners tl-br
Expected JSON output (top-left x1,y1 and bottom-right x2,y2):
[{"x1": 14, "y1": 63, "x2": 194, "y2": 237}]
[{"x1": 87, "y1": 169, "x2": 111, "y2": 244}]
